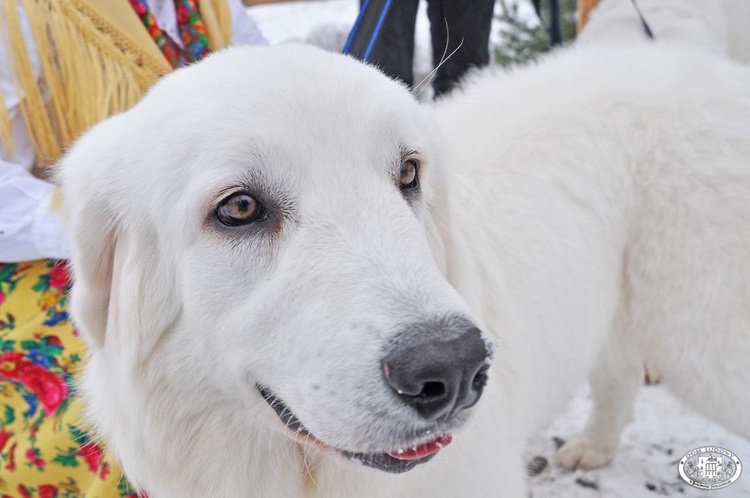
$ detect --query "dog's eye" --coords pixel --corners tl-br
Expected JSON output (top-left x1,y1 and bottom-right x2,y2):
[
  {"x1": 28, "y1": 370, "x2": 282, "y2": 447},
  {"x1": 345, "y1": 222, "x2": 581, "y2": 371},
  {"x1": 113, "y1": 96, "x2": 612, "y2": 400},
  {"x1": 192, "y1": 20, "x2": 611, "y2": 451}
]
[
  {"x1": 216, "y1": 192, "x2": 265, "y2": 226},
  {"x1": 399, "y1": 159, "x2": 419, "y2": 190}
]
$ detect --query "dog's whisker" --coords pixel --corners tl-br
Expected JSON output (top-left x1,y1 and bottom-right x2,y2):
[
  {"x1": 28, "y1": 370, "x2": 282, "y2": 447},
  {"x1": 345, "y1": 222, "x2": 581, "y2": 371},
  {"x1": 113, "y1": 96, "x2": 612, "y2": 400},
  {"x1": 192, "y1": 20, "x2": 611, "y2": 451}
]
[
  {"x1": 414, "y1": 38, "x2": 464, "y2": 100},
  {"x1": 413, "y1": 17, "x2": 451, "y2": 97},
  {"x1": 279, "y1": 432, "x2": 299, "y2": 470},
  {"x1": 301, "y1": 444, "x2": 322, "y2": 490},
  {"x1": 412, "y1": 19, "x2": 464, "y2": 100}
]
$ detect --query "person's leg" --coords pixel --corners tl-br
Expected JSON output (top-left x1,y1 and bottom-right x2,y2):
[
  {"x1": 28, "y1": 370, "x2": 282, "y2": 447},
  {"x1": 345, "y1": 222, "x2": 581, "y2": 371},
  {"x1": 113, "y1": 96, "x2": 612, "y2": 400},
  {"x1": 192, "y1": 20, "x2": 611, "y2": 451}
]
[
  {"x1": 549, "y1": 0, "x2": 563, "y2": 46},
  {"x1": 427, "y1": 0, "x2": 496, "y2": 97},
  {"x1": 345, "y1": 0, "x2": 420, "y2": 87}
]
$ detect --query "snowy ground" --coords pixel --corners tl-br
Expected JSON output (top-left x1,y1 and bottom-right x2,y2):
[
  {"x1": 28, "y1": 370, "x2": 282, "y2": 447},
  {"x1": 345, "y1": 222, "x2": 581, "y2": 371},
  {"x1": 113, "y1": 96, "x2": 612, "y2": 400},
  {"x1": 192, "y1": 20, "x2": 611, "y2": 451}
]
[
  {"x1": 247, "y1": 1, "x2": 749, "y2": 496},
  {"x1": 527, "y1": 385, "x2": 749, "y2": 497}
]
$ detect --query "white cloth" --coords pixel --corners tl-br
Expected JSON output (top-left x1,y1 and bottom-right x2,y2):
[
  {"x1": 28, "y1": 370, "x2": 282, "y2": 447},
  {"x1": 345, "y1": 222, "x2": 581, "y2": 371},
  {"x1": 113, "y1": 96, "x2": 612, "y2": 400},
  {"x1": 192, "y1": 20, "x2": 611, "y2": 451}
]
[{"x1": 0, "y1": 0, "x2": 266, "y2": 262}]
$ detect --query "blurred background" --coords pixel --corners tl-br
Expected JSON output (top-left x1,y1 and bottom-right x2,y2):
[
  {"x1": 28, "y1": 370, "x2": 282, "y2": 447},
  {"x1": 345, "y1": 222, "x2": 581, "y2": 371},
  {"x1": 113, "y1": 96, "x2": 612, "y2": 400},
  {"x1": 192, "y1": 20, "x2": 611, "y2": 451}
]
[{"x1": 241, "y1": 0, "x2": 579, "y2": 101}]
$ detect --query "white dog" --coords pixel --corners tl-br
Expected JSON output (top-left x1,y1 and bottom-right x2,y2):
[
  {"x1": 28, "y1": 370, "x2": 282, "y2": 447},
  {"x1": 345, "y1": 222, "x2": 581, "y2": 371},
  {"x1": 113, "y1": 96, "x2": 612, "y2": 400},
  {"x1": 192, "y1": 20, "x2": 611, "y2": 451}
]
[
  {"x1": 577, "y1": 0, "x2": 750, "y2": 63},
  {"x1": 555, "y1": 0, "x2": 750, "y2": 470},
  {"x1": 59, "y1": 39, "x2": 750, "y2": 497}
]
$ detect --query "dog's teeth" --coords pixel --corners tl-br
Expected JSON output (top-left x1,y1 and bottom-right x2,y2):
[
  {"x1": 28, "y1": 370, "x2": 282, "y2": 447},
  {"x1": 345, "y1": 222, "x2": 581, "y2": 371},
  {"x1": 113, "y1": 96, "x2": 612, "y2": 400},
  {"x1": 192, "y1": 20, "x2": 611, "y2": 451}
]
[
  {"x1": 396, "y1": 448, "x2": 404, "y2": 454},
  {"x1": 397, "y1": 390, "x2": 403, "y2": 394},
  {"x1": 425, "y1": 430, "x2": 431, "y2": 435},
  {"x1": 436, "y1": 442, "x2": 444, "y2": 448}
]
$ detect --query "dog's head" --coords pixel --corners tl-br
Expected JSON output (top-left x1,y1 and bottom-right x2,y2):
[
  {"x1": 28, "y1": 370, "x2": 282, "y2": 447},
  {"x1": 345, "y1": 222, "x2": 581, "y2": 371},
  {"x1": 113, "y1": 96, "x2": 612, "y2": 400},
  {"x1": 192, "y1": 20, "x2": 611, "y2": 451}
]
[{"x1": 59, "y1": 45, "x2": 494, "y2": 476}]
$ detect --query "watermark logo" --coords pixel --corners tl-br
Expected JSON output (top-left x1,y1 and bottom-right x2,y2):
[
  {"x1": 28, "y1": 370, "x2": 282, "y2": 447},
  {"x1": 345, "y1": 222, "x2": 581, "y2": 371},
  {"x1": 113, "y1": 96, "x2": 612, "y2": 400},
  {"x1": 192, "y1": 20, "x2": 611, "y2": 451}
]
[{"x1": 678, "y1": 446, "x2": 742, "y2": 490}]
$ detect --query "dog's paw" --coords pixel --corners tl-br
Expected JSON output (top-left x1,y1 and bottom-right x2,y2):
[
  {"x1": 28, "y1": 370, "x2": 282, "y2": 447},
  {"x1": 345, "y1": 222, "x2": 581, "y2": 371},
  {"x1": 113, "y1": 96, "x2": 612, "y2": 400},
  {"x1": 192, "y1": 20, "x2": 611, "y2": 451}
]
[{"x1": 555, "y1": 436, "x2": 616, "y2": 470}]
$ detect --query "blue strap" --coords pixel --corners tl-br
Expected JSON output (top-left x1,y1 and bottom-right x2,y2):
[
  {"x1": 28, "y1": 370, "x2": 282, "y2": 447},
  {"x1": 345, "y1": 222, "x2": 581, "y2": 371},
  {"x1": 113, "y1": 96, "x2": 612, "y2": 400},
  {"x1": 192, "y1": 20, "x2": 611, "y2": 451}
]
[
  {"x1": 343, "y1": 0, "x2": 371, "y2": 54},
  {"x1": 342, "y1": 0, "x2": 394, "y2": 62},
  {"x1": 362, "y1": 0, "x2": 393, "y2": 62}
]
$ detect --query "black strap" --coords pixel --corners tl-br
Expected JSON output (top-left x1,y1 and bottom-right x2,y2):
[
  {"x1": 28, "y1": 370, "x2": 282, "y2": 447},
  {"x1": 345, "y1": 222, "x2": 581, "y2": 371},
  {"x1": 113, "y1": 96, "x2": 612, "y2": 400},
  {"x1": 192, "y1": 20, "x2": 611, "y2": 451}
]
[{"x1": 630, "y1": 0, "x2": 655, "y2": 40}]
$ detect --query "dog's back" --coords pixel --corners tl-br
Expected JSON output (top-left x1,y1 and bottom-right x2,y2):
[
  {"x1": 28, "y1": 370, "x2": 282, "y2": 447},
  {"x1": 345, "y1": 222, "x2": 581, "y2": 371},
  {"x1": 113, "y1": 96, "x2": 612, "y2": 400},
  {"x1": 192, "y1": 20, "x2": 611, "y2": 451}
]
[
  {"x1": 578, "y1": 0, "x2": 728, "y2": 54},
  {"x1": 434, "y1": 42, "x2": 750, "y2": 443},
  {"x1": 579, "y1": 0, "x2": 750, "y2": 67}
]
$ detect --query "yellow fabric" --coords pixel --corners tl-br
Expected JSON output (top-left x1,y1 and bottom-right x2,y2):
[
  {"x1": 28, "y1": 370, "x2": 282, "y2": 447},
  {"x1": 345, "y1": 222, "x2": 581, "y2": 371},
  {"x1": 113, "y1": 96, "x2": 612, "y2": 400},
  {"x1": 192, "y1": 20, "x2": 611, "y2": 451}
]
[
  {"x1": 0, "y1": 261, "x2": 135, "y2": 498},
  {"x1": 0, "y1": 0, "x2": 232, "y2": 167}
]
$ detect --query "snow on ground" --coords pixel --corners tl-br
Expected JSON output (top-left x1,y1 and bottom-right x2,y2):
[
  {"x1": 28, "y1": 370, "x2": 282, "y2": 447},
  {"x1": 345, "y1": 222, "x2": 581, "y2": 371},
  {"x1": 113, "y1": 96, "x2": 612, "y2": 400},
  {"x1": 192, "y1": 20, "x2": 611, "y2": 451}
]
[
  {"x1": 247, "y1": 1, "x2": 750, "y2": 496},
  {"x1": 527, "y1": 384, "x2": 749, "y2": 497}
]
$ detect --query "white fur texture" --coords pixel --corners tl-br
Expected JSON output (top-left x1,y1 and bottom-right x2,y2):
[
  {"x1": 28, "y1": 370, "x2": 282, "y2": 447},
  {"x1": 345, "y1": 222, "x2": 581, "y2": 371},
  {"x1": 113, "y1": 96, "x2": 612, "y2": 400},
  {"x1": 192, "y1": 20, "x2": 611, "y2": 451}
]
[
  {"x1": 578, "y1": 0, "x2": 750, "y2": 61},
  {"x1": 556, "y1": 0, "x2": 750, "y2": 470},
  {"x1": 59, "y1": 38, "x2": 750, "y2": 498}
]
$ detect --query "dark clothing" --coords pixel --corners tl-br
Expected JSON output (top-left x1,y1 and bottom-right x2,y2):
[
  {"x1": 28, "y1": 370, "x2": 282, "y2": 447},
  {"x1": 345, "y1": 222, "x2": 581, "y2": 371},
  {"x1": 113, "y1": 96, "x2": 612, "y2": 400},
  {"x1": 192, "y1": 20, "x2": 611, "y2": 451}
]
[{"x1": 345, "y1": 0, "x2": 496, "y2": 97}]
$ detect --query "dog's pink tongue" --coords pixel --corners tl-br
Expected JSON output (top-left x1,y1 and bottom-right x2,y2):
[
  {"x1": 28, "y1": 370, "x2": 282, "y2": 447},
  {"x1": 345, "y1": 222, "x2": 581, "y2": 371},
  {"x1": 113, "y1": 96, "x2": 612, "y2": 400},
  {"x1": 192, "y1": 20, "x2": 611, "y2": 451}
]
[{"x1": 386, "y1": 435, "x2": 452, "y2": 461}]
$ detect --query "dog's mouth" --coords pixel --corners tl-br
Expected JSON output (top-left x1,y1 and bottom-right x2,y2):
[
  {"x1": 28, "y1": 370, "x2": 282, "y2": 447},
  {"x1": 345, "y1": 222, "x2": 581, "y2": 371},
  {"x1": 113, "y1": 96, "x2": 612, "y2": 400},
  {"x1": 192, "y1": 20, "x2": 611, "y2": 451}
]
[{"x1": 257, "y1": 385, "x2": 452, "y2": 473}]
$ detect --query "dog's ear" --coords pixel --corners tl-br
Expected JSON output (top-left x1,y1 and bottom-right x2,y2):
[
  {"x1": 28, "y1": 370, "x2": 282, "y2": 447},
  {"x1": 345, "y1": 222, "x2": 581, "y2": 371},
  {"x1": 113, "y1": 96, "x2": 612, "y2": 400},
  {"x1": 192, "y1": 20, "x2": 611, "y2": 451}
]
[
  {"x1": 65, "y1": 190, "x2": 117, "y2": 350},
  {"x1": 59, "y1": 116, "x2": 181, "y2": 358}
]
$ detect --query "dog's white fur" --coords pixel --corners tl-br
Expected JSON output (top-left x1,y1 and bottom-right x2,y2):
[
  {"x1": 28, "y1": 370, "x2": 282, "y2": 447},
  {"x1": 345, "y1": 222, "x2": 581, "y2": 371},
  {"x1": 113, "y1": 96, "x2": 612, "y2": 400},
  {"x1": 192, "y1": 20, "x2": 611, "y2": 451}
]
[
  {"x1": 578, "y1": 0, "x2": 750, "y2": 63},
  {"x1": 59, "y1": 22, "x2": 750, "y2": 498},
  {"x1": 554, "y1": 0, "x2": 750, "y2": 469}
]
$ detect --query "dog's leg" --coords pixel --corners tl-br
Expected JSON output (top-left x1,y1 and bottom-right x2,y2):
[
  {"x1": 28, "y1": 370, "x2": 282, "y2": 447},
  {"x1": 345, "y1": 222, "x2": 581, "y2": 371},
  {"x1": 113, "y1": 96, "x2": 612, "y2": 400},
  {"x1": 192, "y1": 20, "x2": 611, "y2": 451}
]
[{"x1": 555, "y1": 323, "x2": 642, "y2": 470}]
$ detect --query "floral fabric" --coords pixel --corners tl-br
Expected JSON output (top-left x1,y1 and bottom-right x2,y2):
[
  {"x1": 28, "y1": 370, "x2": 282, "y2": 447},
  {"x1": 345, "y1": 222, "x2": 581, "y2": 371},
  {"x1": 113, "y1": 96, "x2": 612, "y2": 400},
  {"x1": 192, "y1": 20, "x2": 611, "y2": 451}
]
[
  {"x1": 129, "y1": 0, "x2": 211, "y2": 68},
  {"x1": 0, "y1": 261, "x2": 140, "y2": 498}
]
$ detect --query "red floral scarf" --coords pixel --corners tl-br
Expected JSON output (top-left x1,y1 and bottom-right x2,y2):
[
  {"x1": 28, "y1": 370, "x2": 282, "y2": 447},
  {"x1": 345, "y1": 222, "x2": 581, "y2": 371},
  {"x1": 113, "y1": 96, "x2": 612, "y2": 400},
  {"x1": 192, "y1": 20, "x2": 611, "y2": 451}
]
[{"x1": 129, "y1": 0, "x2": 211, "y2": 68}]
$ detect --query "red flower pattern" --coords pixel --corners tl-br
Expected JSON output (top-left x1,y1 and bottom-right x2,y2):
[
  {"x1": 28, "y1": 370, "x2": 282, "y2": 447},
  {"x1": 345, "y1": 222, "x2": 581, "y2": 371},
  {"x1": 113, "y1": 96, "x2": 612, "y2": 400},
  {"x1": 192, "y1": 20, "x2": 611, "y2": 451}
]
[
  {"x1": 25, "y1": 447, "x2": 46, "y2": 470},
  {"x1": 1, "y1": 261, "x2": 135, "y2": 493},
  {"x1": 20, "y1": 364, "x2": 68, "y2": 415},
  {"x1": 6, "y1": 442, "x2": 17, "y2": 471},
  {"x1": 79, "y1": 442, "x2": 104, "y2": 473},
  {"x1": 46, "y1": 335, "x2": 63, "y2": 347},
  {"x1": 176, "y1": 4, "x2": 190, "y2": 23},
  {"x1": 48, "y1": 263, "x2": 70, "y2": 290},
  {"x1": 39, "y1": 484, "x2": 58, "y2": 498},
  {"x1": 0, "y1": 430, "x2": 11, "y2": 452},
  {"x1": 0, "y1": 352, "x2": 27, "y2": 380},
  {"x1": 129, "y1": 0, "x2": 210, "y2": 68}
]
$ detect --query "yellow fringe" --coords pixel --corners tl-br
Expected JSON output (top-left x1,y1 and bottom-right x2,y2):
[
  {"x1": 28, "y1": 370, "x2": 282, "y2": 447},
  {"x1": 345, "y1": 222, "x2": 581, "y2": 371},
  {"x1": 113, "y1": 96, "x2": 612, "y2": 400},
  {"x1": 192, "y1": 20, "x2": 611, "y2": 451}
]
[
  {"x1": 2, "y1": 0, "x2": 60, "y2": 164},
  {"x1": 1, "y1": 0, "x2": 164, "y2": 167},
  {"x1": 0, "y1": 86, "x2": 12, "y2": 157},
  {"x1": 0, "y1": 0, "x2": 232, "y2": 169}
]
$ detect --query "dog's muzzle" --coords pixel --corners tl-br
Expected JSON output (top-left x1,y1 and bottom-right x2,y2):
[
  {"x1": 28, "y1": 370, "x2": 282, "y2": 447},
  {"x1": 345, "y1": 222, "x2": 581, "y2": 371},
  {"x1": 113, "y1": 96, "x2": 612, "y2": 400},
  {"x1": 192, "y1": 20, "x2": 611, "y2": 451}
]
[
  {"x1": 256, "y1": 384, "x2": 452, "y2": 473},
  {"x1": 256, "y1": 315, "x2": 494, "y2": 474}
]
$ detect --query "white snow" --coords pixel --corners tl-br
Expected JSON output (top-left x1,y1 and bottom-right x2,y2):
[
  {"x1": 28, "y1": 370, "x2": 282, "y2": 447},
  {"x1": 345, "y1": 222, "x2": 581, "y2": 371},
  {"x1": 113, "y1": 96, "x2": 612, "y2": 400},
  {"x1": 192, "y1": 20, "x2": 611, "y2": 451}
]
[
  {"x1": 246, "y1": 1, "x2": 750, "y2": 495},
  {"x1": 528, "y1": 384, "x2": 749, "y2": 496}
]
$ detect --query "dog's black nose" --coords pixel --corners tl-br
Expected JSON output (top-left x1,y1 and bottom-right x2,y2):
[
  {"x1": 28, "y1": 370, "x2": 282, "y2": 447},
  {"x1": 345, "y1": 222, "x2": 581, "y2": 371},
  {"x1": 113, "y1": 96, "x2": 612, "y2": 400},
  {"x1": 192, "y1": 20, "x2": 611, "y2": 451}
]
[{"x1": 382, "y1": 319, "x2": 491, "y2": 421}]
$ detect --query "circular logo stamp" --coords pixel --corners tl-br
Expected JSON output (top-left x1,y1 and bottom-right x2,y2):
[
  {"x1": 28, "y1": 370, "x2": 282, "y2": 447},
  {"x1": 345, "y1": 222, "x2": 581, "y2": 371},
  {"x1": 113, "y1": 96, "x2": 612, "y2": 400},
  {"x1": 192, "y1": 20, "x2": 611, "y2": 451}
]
[{"x1": 678, "y1": 446, "x2": 742, "y2": 490}]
